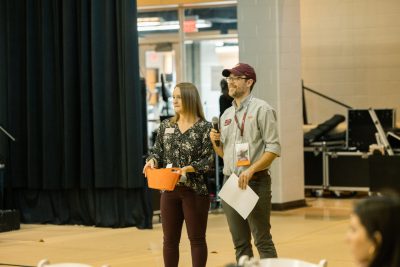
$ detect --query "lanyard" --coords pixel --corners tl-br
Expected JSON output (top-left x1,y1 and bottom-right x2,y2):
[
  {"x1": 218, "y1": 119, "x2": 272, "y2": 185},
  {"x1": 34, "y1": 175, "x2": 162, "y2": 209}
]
[{"x1": 234, "y1": 97, "x2": 252, "y2": 137}]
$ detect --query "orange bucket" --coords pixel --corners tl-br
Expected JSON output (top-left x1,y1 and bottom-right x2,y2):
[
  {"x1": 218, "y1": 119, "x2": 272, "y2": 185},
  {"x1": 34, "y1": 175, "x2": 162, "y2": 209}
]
[{"x1": 146, "y1": 167, "x2": 181, "y2": 191}]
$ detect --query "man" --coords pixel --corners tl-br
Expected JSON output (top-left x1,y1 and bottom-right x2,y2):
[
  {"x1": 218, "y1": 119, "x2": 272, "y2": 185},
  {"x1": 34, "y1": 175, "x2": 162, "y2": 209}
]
[{"x1": 209, "y1": 63, "x2": 280, "y2": 262}]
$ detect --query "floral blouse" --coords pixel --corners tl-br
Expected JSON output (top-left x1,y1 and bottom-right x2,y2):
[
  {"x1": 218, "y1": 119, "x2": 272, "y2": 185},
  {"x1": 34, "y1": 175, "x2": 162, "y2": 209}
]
[{"x1": 147, "y1": 118, "x2": 214, "y2": 195}]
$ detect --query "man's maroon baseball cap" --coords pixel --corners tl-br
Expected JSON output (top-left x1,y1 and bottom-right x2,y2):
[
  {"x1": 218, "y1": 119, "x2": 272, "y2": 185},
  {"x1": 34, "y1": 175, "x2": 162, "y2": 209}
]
[{"x1": 222, "y1": 63, "x2": 256, "y2": 82}]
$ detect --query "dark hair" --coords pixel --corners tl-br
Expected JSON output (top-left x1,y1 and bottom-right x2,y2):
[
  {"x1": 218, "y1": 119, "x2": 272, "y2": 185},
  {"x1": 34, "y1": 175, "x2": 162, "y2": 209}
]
[
  {"x1": 354, "y1": 193, "x2": 400, "y2": 267},
  {"x1": 171, "y1": 82, "x2": 205, "y2": 123},
  {"x1": 220, "y1": 79, "x2": 229, "y2": 96}
]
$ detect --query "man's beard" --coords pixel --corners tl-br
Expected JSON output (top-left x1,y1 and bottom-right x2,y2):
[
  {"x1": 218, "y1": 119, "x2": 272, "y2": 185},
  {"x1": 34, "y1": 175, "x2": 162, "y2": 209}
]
[{"x1": 229, "y1": 86, "x2": 244, "y2": 98}]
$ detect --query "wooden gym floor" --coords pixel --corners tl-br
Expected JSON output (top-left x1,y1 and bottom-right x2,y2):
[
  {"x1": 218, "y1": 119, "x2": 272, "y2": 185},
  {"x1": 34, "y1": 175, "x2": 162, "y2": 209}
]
[{"x1": 0, "y1": 195, "x2": 363, "y2": 267}]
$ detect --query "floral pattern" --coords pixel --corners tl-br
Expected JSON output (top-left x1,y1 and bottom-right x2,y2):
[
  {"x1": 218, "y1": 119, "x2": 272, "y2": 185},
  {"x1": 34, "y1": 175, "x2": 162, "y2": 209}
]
[{"x1": 147, "y1": 118, "x2": 214, "y2": 195}]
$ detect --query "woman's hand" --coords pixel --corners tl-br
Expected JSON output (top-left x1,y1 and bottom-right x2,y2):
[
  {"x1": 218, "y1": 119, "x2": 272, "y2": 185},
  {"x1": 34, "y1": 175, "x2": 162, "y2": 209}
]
[
  {"x1": 180, "y1": 166, "x2": 195, "y2": 176},
  {"x1": 180, "y1": 166, "x2": 188, "y2": 177},
  {"x1": 179, "y1": 166, "x2": 193, "y2": 183},
  {"x1": 143, "y1": 159, "x2": 156, "y2": 177}
]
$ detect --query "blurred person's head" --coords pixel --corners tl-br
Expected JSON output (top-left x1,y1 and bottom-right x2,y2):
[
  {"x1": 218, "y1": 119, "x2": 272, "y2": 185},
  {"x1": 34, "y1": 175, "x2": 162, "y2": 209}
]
[
  {"x1": 346, "y1": 193, "x2": 400, "y2": 267},
  {"x1": 220, "y1": 78, "x2": 229, "y2": 96}
]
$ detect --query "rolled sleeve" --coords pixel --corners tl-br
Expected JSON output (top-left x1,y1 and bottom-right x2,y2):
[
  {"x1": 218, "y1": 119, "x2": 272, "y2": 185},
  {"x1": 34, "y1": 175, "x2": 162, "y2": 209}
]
[{"x1": 258, "y1": 108, "x2": 281, "y2": 157}]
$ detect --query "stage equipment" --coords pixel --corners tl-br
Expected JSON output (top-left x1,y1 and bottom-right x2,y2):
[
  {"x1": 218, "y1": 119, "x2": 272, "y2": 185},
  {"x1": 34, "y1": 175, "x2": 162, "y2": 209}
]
[
  {"x1": 347, "y1": 109, "x2": 395, "y2": 152},
  {"x1": 304, "y1": 115, "x2": 345, "y2": 145}
]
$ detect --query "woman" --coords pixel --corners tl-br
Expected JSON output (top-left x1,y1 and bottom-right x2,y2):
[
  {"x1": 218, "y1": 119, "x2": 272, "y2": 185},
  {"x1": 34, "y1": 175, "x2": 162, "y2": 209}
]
[
  {"x1": 143, "y1": 82, "x2": 214, "y2": 267},
  {"x1": 346, "y1": 193, "x2": 400, "y2": 267}
]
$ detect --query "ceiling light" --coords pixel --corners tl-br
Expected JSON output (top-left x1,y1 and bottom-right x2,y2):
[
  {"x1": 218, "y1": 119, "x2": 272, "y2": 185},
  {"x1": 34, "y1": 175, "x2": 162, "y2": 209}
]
[{"x1": 137, "y1": 18, "x2": 212, "y2": 32}]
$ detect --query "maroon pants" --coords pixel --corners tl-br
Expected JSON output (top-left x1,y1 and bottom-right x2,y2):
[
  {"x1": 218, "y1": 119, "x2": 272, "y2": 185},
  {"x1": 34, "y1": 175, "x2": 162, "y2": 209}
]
[{"x1": 160, "y1": 186, "x2": 210, "y2": 267}]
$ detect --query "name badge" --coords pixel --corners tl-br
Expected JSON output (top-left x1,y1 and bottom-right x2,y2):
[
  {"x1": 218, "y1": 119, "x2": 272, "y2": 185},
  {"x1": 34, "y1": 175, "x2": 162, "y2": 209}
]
[
  {"x1": 165, "y1": 128, "x2": 175, "y2": 134},
  {"x1": 236, "y1": 143, "x2": 251, "y2": 167}
]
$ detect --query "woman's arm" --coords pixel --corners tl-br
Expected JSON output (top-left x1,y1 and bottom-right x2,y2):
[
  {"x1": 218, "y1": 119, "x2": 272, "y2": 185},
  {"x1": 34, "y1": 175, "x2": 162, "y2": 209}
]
[
  {"x1": 144, "y1": 121, "x2": 166, "y2": 170},
  {"x1": 190, "y1": 125, "x2": 214, "y2": 174}
]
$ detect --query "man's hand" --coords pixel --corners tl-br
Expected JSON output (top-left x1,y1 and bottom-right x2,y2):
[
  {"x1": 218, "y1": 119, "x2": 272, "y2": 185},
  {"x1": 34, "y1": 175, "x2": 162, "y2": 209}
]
[
  {"x1": 238, "y1": 168, "x2": 255, "y2": 189},
  {"x1": 209, "y1": 129, "x2": 221, "y2": 146},
  {"x1": 209, "y1": 129, "x2": 224, "y2": 157},
  {"x1": 237, "y1": 151, "x2": 277, "y2": 189}
]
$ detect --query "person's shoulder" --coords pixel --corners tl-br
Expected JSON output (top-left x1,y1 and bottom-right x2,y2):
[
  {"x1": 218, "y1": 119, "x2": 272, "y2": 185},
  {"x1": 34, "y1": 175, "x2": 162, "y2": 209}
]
[
  {"x1": 161, "y1": 118, "x2": 175, "y2": 128},
  {"x1": 220, "y1": 94, "x2": 233, "y2": 101},
  {"x1": 219, "y1": 106, "x2": 235, "y2": 121},
  {"x1": 198, "y1": 119, "x2": 212, "y2": 128},
  {"x1": 222, "y1": 105, "x2": 235, "y2": 116},
  {"x1": 196, "y1": 119, "x2": 212, "y2": 134},
  {"x1": 252, "y1": 97, "x2": 275, "y2": 111}
]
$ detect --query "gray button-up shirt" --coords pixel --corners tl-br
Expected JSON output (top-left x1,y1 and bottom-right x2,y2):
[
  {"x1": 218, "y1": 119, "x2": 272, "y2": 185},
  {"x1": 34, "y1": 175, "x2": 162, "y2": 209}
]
[{"x1": 220, "y1": 94, "x2": 281, "y2": 176}]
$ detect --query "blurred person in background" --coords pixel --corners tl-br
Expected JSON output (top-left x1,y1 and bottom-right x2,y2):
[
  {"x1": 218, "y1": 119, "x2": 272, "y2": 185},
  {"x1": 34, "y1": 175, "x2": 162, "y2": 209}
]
[
  {"x1": 219, "y1": 78, "x2": 233, "y2": 117},
  {"x1": 346, "y1": 192, "x2": 400, "y2": 267}
]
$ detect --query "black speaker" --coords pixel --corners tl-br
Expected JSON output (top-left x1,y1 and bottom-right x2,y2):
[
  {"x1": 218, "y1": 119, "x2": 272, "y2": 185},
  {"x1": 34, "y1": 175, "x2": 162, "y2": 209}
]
[
  {"x1": 369, "y1": 155, "x2": 400, "y2": 192},
  {"x1": 304, "y1": 150, "x2": 323, "y2": 187},
  {"x1": 0, "y1": 209, "x2": 20, "y2": 233}
]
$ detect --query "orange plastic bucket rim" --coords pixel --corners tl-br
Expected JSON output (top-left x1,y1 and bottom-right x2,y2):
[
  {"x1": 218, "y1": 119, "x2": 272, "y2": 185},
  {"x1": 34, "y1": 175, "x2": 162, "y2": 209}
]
[{"x1": 146, "y1": 167, "x2": 181, "y2": 191}]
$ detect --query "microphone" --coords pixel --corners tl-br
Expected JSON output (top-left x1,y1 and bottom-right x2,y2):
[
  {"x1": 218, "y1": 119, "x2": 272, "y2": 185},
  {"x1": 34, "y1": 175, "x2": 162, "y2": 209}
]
[{"x1": 211, "y1": 117, "x2": 220, "y2": 147}]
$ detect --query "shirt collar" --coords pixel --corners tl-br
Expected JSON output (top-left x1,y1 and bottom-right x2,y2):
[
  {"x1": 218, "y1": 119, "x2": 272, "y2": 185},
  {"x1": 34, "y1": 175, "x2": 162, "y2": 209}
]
[{"x1": 233, "y1": 94, "x2": 252, "y2": 111}]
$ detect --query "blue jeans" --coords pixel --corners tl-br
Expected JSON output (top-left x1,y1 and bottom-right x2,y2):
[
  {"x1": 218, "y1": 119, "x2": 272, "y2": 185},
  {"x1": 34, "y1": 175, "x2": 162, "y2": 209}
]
[{"x1": 222, "y1": 170, "x2": 277, "y2": 262}]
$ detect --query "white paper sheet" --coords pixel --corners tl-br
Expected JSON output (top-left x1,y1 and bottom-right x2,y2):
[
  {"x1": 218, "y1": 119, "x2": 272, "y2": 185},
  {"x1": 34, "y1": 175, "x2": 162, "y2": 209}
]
[{"x1": 218, "y1": 173, "x2": 259, "y2": 219}]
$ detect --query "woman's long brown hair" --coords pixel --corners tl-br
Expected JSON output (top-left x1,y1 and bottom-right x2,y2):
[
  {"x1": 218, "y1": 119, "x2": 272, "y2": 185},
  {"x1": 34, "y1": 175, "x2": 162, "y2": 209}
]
[{"x1": 171, "y1": 82, "x2": 205, "y2": 123}]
